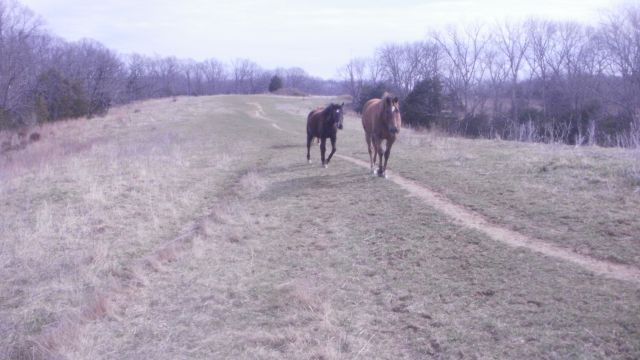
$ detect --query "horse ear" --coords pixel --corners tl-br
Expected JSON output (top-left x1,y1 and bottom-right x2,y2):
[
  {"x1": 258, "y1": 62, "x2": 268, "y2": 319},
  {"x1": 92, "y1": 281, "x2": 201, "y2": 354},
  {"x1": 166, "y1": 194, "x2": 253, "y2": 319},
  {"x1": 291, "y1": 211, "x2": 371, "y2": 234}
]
[
  {"x1": 341, "y1": 102, "x2": 344, "y2": 107},
  {"x1": 393, "y1": 97, "x2": 399, "y2": 104}
]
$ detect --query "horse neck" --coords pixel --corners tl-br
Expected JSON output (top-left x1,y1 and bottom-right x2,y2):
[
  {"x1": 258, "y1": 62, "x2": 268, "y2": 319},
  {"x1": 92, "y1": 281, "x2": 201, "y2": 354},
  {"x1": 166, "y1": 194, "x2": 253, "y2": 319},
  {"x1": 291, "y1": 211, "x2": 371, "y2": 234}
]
[
  {"x1": 322, "y1": 118, "x2": 336, "y2": 134},
  {"x1": 374, "y1": 102, "x2": 392, "y2": 138}
]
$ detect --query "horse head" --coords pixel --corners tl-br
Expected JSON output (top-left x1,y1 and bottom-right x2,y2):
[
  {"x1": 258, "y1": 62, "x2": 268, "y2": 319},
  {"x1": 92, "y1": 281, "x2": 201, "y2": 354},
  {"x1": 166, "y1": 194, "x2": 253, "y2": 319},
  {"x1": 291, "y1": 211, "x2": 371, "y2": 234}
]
[
  {"x1": 328, "y1": 102, "x2": 344, "y2": 130},
  {"x1": 383, "y1": 96, "x2": 401, "y2": 134}
]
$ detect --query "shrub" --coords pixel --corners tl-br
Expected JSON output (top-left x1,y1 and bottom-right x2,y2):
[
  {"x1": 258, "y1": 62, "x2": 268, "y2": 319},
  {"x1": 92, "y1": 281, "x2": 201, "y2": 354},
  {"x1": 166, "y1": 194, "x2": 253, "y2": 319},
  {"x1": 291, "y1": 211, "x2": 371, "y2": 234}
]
[
  {"x1": 29, "y1": 132, "x2": 41, "y2": 142},
  {"x1": 459, "y1": 113, "x2": 490, "y2": 138},
  {"x1": 0, "y1": 108, "x2": 10, "y2": 130},
  {"x1": 354, "y1": 82, "x2": 387, "y2": 113},
  {"x1": 273, "y1": 88, "x2": 307, "y2": 96},
  {"x1": 402, "y1": 78, "x2": 443, "y2": 128},
  {"x1": 34, "y1": 69, "x2": 89, "y2": 122},
  {"x1": 268, "y1": 75, "x2": 283, "y2": 93}
]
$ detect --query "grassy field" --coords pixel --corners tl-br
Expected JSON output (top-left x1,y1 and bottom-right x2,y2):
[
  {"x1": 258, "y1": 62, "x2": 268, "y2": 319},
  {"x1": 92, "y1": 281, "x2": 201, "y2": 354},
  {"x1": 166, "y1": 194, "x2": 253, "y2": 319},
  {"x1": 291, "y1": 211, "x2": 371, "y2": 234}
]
[{"x1": 1, "y1": 95, "x2": 639, "y2": 359}]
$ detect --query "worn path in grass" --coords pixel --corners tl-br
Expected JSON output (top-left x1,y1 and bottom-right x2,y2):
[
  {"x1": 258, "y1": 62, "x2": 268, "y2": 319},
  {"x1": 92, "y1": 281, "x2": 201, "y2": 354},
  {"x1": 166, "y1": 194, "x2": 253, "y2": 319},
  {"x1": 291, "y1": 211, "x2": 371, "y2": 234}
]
[
  {"x1": 339, "y1": 154, "x2": 640, "y2": 285},
  {"x1": 273, "y1": 99, "x2": 640, "y2": 269},
  {"x1": 2, "y1": 95, "x2": 639, "y2": 359},
  {"x1": 249, "y1": 100, "x2": 640, "y2": 285}
]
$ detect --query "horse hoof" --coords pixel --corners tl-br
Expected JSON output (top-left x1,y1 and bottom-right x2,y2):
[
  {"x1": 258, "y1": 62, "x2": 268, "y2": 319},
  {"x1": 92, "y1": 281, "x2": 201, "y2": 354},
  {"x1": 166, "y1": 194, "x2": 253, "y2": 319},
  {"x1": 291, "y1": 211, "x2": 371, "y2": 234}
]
[
  {"x1": 323, "y1": 164, "x2": 328, "y2": 169},
  {"x1": 371, "y1": 169, "x2": 378, "y2": 175}
]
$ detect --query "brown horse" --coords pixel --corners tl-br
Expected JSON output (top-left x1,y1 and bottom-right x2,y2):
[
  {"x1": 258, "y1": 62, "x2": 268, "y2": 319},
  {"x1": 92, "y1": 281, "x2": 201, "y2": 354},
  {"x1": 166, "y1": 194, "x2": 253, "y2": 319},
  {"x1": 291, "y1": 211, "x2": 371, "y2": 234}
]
[
  {"x1": 306, "y1": 103, "x2": 344, "y2": 167},
  {"x1": 361, "y1": 93, "x2": 401, "y2": 177}
]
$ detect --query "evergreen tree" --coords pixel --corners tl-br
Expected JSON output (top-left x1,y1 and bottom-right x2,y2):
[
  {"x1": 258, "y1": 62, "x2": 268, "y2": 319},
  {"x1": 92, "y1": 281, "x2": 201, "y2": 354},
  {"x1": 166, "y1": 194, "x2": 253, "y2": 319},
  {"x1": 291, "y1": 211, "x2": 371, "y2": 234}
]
[
  {"x1": 268, "y1": 75, "x2": 283, "y2": 92},
  {"x1": 354, "y1": 83, "x2": 387, "y2": 113},
  {"x1": 402, "y1": 78, "x2": 443, "y2": 128},
  {"x1": 34, "y1": 69, "x2": 89, "y2": 122}
]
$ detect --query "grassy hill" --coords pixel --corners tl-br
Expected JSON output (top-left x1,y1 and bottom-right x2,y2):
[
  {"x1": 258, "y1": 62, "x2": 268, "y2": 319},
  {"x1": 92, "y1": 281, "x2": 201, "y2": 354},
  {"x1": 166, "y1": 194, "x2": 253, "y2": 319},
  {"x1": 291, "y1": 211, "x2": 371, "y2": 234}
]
[{"x1": 1, "y1": 95, "x2": 639, "y2": 359}]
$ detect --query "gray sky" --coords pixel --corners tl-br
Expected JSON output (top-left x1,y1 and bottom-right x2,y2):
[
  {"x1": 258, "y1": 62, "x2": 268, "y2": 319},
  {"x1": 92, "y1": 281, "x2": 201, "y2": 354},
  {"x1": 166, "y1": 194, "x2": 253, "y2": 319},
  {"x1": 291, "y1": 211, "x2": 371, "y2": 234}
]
[{"x1": 21, "y1": 0, "x2": 615, "y2": 79}]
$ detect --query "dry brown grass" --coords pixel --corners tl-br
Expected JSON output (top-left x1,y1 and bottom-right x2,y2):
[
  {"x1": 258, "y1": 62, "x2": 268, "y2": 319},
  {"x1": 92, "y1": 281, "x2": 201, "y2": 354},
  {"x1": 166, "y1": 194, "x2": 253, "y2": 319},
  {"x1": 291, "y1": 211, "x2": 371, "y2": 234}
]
[
  {"x1": 239, "y1": 170, "x2": 268, "y2": 196},
  {"x1": 0, "y1": 96, "x2": 254, "y2": 359},
  {"x1": 3, "y1": 94, "x2": 639, "y2": 359}
]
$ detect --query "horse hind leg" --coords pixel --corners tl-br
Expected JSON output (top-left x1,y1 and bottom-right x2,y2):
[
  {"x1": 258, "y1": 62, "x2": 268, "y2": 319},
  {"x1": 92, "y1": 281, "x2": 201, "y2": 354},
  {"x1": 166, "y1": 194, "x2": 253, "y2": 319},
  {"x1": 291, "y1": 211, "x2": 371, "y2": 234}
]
[
  {"x1": 326, "y1": 135, "x2": 337, "y2": 164},
  {"x1": 372, "y1": 149, "x2": 378, "y2": 175},
  {"x1": 306, "y1": 133, "x2": 313, "y2": 164},
  {"x1": 365, "y1": 134, "x2": 376, "y2": 175}
]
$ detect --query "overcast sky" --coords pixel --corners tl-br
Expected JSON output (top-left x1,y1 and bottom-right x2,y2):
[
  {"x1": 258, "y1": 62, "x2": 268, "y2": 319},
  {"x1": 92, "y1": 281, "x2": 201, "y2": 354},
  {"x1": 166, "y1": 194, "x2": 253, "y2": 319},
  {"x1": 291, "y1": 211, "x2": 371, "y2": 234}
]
[{"x1": 21, "y1": 0, "x2": 616, "y2": 79}]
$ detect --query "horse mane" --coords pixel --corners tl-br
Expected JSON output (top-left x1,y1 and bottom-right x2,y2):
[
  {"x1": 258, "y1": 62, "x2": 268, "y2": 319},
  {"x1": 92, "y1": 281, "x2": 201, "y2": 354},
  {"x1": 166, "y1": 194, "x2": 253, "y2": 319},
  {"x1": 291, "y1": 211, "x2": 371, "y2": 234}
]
[
  {"x1": 380, "y1": 92, "x2": 398, "y2": 109},
  {"x1": 320, "y1": 103, "x2": 335, "y2": 117},
  {"x1": 380, "y1": 92, "x2": 393, "y2": 109}
]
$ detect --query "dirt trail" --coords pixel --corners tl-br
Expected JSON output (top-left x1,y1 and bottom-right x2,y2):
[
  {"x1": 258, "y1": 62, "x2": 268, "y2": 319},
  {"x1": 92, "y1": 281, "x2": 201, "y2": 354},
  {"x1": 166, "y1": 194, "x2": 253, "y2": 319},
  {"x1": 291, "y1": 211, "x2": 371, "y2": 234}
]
[
  {"x1": 337, "y1": 154, "x2": 640, "y2": 285},
  {"x1": 247, "y1": 102, "x2": 298, "y2": 135},
  {"x1": 250, "y1": 102, "x2": 640, "y2": 285}
]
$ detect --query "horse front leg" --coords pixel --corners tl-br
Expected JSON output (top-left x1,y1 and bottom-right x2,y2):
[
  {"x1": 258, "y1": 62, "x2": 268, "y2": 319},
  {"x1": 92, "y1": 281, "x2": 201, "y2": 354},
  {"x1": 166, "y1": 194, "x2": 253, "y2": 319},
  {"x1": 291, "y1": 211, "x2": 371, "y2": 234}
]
[
  {"x1": 382, "y1": 138, "x2": 395, "y2": 177},
  {"x1": 326, "y1": 135, "x2": 337, "y2": 164},
  {"x1": 320, "y1": 137, "x2": 327, "y2": 168},
  {"x1": 376, "y1": 139, "x2": 385, "y2": 177}
]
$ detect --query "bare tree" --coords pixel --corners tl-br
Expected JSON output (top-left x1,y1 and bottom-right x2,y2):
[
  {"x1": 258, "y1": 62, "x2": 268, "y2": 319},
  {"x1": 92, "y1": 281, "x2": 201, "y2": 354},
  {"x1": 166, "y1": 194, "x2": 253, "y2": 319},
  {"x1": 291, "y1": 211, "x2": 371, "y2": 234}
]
[
  {"x1": 495, "y1": 20, "x2": 530, "y2": 122},
  {"x1": 376, "y1": 41, "x2": 439, "y2": 97},
  {"x1": 0, "y1": 0, "x2": 42, "y2": 126},
  {"x1": 201, "y1": 58, "x2": 226, "y2": 94},
  {"x1": 483, "y1": 46, "x2": 509, "y2": 128},
  {"x1": 284, "y1": 67, "x2": 308, "y2": 90},
  {"x1": 339, "y1": 58, "x2": 366, "y2": 100},
  {"x1": 433, "y1": 24, "x2": 488, "y2": 115},
  {"x1": 414, "y1": 40, "x2": 441, "y2": 81},
  {"x1": 598, "y1": 4, "x2": 640, "y2": 123},
  {"x1": 158, "y1": 56, "x2": 181, "y2": 97},
  {"x1": 124, "y1": 54, "x2": 149, "y2": 101},
  {"x1": 231, "y1": 58, "x2": 262, "y2": 94},
  {"x1": 526, "y1": 19, "x2": 558, "y2": 118},
  {"x1": 72, "y1": 40, "x2": 123, "y2": 115},
  {"x1": 376, "y1": 43, "x2": 404, "y2": 93},
  {"x1": 366, "y1": 57, "x2": 384, "y2": 84}
]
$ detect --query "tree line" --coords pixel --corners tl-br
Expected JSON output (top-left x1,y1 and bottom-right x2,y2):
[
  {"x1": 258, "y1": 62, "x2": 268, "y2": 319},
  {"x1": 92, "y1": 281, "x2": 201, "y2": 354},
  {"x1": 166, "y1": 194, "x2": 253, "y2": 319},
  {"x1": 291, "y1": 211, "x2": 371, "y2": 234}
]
[
  {"x1": 3, "y1": 0, "x2": 639, "y2": 148},
  {"x1": 0, "y1": 0, "x2": 340, "y2": 130},
  {"x1": 340, "y1": 4, "x2": 640, "y2": 147}
]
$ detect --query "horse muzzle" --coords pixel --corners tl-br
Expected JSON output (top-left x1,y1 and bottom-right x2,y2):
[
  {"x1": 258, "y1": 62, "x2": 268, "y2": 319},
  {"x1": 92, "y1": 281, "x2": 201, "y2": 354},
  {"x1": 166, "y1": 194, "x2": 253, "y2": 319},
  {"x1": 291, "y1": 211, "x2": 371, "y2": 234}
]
[
  {"x1": 338, "y1": 124, "x2": 343, "y2": 130},
  {"x1": 389, "y1": 127, "x2": 399, "y2": 134}
]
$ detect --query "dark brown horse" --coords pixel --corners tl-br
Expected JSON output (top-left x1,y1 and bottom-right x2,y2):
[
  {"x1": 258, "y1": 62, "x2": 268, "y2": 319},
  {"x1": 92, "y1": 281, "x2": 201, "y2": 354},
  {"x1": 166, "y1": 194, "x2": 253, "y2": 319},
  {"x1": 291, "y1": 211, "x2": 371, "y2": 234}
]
[
  {"x1": 306, "y1": 103, "x2": 344, "y2": 167},
  {"x1": 361, "y1": 93, "x2": 401, "y2": 177}
]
